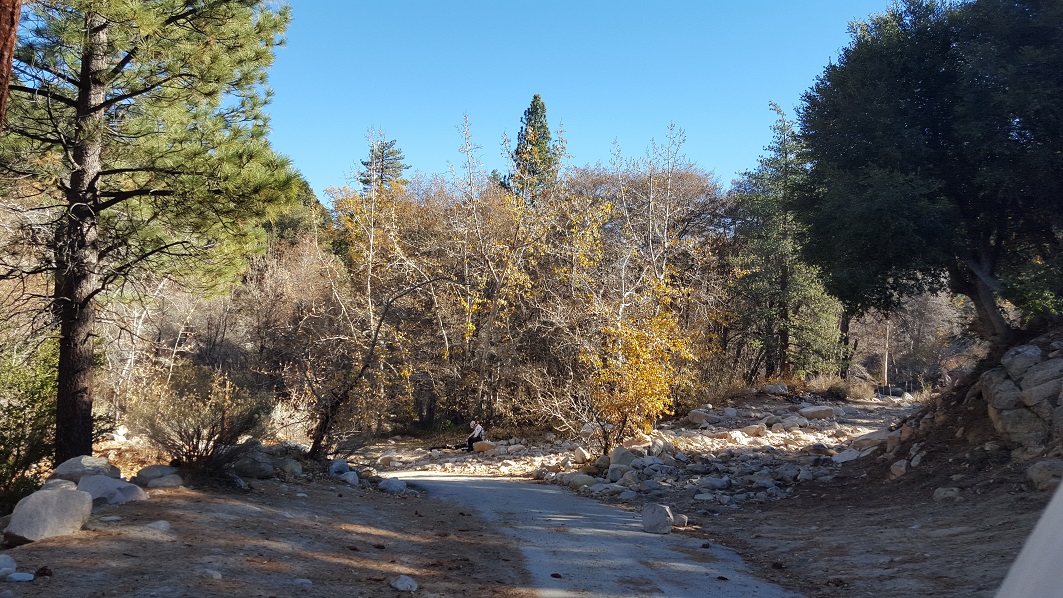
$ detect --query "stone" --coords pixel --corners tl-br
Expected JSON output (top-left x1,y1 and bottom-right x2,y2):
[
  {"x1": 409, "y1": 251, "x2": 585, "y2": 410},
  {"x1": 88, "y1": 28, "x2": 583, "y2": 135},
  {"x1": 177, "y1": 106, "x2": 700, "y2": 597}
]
[
  {"x1": 77, "y1": 475, "x2": 149, "y2": 506},
  {"x1": 41, "y1": 479, "x2": 78, "y2": 492},
  {"x1": 688, "y1": 409, "x2": 720, "y2": 425},
  {"x1": 798, "y1": 406, "x2": 835, "y2": 420},
  {"x1": 610, "y1": 447, "x2": 637, "y2": 466},
  {"x1": 886, "y1": 429, "x2": 903, "y2": 452},
  {"x1": 1001, "y1": 345, "x2": 1044, "y2": 381},
  {"x1": 338, "y1": 471, "x2": 360, "y2": 486},
  {"x1": 607, "y1": 464, "x2": 632, "y2": 483},
  {"x1": 989, "y1": 406, "x2": 1050, "y2": 449},
  {"x1": 3, "y1": 489, "x2": 92, "y2": 546},
  {"x1": 49, "y1": 456, "x2": 120, "y2": 483},
  {"x1": 641, "y1": 503, "x2": 673, "y2": 534},
  {"x1": 698, "y1": 476, "x2": 731, "y2": 490},
  {"x1": 376, "y1": 454, "x2": 403, "y2": 467},
  {"x1": 147, "y1": 474, "x2": 184, "y2": 488},
  {"x1": 0, "y1": 555, "x2": 14, "y2": 577},
  {"x1": 781, "y1": 416, "x2": 808, "y2": 430},
  {"x1": 233, "y1": 452, "x2": 275, "y2": 479},
  {"x1": 5, "y1": 572, "x2": 33, "y2": 582},
  {"x1": 673, "y1": 513, "x2": 689, "y2": 527},
  {"x1": 933, "y1": 487, "x2": 961, "y2": 501},
  {"x1": 328, "y1": 459, "x2": 350, "y2": 475},
  {"x1": 378, "y1": 478, "x2": 407, "y2": 494},
  {"x1": 131, "y1": 464, "x2": 179, "y2": 486},
  {"x1": 851, "y1": 429, "x2": 889, "y2": 450},
  {"x1": 1027, "y1": 460, "x2": 1063, "y2": 491},
  {"x1": 1020, "y1": 359, "x2": 1063, "y2": 391},
  {"x1": 740, "y1": 423, "x2": 769, "y2": 437},
  {"x1": 390, "y1": 575, "x2": 419, "y2": 592},
  {"x1": 472, "y1": 440, "x2": 496, "y2": 452},
  {"x1": 566, "y1": 473, "x2": 597, "y2": 490},
  {"x1": 573, "y1": 446, "x2": 593, "y2": 464},
  {"x1": 832, "y1": 449, "x2": 863, "y2": 464},
  {"x1": 763, "y1": 383, "x2": 788, "y2": 395},
  {"x1": 146, "y1": 520, "x2": 171, "y2": 532},
  {"x1": 890, "y1": 459, "x2": 908, "y2": 480},
  {"x1": 272, "y1": 457, "x2": 303, "y2": 476},
  {"x1": 722, "y1": 407, "x2": 738, "y2": 418},
  {"x1": 1020, "y1": 379, "x2": 1062, "y2": 407}
]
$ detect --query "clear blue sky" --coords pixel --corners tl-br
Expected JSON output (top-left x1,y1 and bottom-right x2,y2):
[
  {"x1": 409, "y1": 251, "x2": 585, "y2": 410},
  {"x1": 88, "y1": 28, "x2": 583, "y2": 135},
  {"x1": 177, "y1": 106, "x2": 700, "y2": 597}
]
[{"x1": 267, "y1": 1, "x2": 894, "y2": 200}]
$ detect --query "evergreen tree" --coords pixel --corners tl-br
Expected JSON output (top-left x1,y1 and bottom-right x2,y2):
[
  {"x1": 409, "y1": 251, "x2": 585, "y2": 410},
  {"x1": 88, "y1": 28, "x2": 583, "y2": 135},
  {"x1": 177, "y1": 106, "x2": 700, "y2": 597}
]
[
  {"x1": 357, "y1": 137, "x2": 408, "y2": 193},
  {"x1": 0, "y1": 0, "x2": 297, "y2": 461},
  {"x1": 729, "y1": 104, "x2": 841, "y2": 380},
  {"x1": 509, "y1": 94, "x2": 560, "y2": 201}
]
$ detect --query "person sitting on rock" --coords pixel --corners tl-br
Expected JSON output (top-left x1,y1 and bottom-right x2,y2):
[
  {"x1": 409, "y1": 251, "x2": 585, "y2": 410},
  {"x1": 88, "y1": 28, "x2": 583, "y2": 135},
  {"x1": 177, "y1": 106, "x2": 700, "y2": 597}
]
[{"x1": 466, "y1": 420, "x2": 484, "y2": 452}]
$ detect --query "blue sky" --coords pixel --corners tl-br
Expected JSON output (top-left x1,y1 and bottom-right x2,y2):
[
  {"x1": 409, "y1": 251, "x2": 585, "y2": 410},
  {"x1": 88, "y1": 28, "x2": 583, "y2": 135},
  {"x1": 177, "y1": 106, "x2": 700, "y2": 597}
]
[{"x1": 267, "y1": 1, "x2": 894, "y2": 200}]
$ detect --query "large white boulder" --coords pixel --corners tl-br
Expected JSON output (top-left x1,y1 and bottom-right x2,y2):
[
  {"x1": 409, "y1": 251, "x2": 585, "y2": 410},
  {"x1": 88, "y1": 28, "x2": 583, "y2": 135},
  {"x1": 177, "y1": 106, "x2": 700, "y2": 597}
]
[
  {"x1": 77, "y1": 475, "x2": 149, "y2": 505},
  {"x1": 3, "y1": 488, "x2": 92, "y2": 546},
  {"x1": 49, "y1": 456, "x2": 120, "y2": 483}
]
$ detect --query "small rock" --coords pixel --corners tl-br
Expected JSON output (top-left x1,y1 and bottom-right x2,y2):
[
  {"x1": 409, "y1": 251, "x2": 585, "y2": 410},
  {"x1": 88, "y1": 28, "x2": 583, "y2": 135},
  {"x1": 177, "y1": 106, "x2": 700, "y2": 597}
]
[
  {"x1": 763, "y1": 383, "x2": 788, "y2": 395},
  {"x1": 146, "y1": 520, "x2": 171, "y2": 532},
  {"x1": 378, "y1": 478, "x2": 407, "y2": 494},
  {"x1": 99, "y1": 516, "x2": 123, "y2": 522},
  {"x1": 673, "y1": 513, "x2": 689, "y2": 527},
  {"x1": 798, "y1": 406, "x2": 835, "y2": 420},
  {"x1": 338, "y1": 471, "x2": 360, "y2": 486},
  {"x1": 0, "y1": 555, "x2": 14, "y2": 577},
  {"x1": 294, "y1": 578, "x2": 313, "y2": 586},
  {"x1": 832, "y1": 449, "x2": 863, "y2": 464},
  {"x1": 390, "y1": 574, "x2": 419, "y2": 592},
  {"x1": 890, "y1": 460, "x2": 908, "y2": 480},
  {"x1": 933, "y1": 487, "x2": 961, "y2": 501},
  {"x1": 1027, "y1": 459, "x2": 1063, "y2": 491},
  {"x1": 5, "y1": 572, "x2": 33, "y2": 582},
  {"x1": 573, "y1": 446, "x2": 593, "y2": 464},
  {"x1": 722, "y1": 407, "x2": 738, "y2": 418},
  {"x1": 200, "y1": 569, "x2": 223, "y2": 579}
]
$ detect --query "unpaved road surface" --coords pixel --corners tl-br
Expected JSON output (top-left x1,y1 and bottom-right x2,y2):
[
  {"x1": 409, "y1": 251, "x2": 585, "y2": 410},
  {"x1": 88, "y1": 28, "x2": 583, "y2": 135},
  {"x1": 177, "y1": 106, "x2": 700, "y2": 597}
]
[{"x1": 403, "y1": 471, "x2": 800, "y2": 598}]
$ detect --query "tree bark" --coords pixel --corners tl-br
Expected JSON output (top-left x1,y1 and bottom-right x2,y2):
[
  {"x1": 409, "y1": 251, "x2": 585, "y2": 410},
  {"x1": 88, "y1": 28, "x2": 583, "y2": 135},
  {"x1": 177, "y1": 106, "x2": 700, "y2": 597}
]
[
  {"x1": 0, "y1": 0, "x2": 20, "y2": 128},
  {"x1": 54, "y1": 12, "x2": 107, "y2": 462}
]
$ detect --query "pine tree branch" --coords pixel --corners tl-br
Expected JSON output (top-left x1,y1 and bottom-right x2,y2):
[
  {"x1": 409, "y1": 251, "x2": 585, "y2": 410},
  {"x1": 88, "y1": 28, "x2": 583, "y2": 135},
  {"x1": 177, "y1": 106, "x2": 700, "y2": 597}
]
[{"x1": 7, "y1": 84, "x2": 77, "y2": 108}]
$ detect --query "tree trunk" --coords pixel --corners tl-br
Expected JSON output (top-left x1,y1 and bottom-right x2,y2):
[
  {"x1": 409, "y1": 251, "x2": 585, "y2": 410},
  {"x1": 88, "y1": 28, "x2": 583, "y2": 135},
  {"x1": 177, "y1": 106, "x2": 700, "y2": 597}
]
[
  {"x1": 54, "y1": 12, "x2": 107, "y2": 462},
  {"x1": 0, "y1": 0, "x2": 20, "y2": 128},
  {"x1": 837, "y1": 309, "x2": 852, "y2": 379}
]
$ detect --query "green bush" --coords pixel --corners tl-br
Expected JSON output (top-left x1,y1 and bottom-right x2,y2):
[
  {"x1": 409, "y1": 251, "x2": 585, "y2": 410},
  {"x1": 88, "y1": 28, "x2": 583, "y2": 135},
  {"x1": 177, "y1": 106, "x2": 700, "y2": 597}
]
[
  {"x1": 128, "y1": 363, "x2": 270, "y2": 480},
  {"x1": 0, "y1": 340, "x2": 57, "y2": 516}
]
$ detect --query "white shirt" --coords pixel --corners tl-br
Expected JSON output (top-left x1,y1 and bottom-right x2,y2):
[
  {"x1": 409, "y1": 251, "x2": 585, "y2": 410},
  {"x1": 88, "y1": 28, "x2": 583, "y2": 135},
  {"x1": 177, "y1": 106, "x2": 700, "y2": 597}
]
[{"x1": 468, "y1": 424, "x2": 484, "y2": 440}]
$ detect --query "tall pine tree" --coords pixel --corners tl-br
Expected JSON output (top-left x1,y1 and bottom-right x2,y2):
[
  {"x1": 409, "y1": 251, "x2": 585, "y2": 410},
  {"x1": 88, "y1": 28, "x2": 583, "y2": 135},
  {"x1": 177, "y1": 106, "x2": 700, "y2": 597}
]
[
  {"x1": 509, "y1": 94, "x2": 560, "y2": 202},
  {"x1": 0, "y1": 1, "x2": 297, "y2": 461}
]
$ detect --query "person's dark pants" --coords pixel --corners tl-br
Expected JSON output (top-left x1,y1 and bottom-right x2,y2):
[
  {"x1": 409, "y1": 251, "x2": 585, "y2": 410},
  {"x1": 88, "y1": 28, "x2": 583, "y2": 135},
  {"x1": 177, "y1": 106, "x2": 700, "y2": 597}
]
[{"x1": 466, "y1": 434, "x2": 483, "y2": 452}]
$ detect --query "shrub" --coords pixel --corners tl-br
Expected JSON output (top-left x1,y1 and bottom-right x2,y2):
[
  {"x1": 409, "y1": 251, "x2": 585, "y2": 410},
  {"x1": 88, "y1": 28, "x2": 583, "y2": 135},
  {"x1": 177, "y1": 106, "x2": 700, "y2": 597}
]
[
  {"x1": 0, "y1": 340, "x2": 57, "y2": 515},
  {"x1": 128, "y1": 363, "x2": 270, "y2": 480}
]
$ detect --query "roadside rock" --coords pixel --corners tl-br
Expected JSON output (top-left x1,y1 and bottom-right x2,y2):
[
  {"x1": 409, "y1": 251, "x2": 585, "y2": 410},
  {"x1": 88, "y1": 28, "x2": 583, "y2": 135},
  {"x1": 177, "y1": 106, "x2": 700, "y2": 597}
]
[
  {"x1": 233, "y1": 452, "x2": 275, "y2": 479},
  {"x1": 77, "y1": 475, "x2": 149, "y2": 506},
  {"x1": 799, "y1": 406, "x2": 836, "y2": 420},
  {"x1": 390, "y1": 574, "x2": 418, "y2": 592},
  {"x1": 472, "y1": 441, "x2": 496, "y2": 452},
  {"x1": 49, "y1": 456, "x2": 120, "y2": 483},
  {"x1": 338, "y1": 471, "x2": 360, "y2": 486},
  {"x1": 641, "y1": 503, "x2": 673, "y2": 534},
  {"x1": 378, "y1": 478, "x2": 407, "y2": 494},
  {"x1": 3, "y1": 489, "x2": 92, "y2": 546},
  {"x1": 132, "y1": 465, "x2": 178, "y2": 486},
  {"x1": 328, "y1": 459, "x2": 350, "y2": 476}
]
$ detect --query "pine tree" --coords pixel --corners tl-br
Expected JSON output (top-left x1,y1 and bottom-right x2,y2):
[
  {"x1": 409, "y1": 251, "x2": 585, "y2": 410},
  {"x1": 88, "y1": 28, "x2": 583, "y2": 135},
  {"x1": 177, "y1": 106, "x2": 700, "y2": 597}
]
[
  {"x1": 509, "y1": 94, "x2": 559, "y2": 201},
  {"x1": 357, "y1": 137, "x2": 408, "y2": 193},
  {"x1": 0, "y1": 1, "x2": 297, "y2": 461}
]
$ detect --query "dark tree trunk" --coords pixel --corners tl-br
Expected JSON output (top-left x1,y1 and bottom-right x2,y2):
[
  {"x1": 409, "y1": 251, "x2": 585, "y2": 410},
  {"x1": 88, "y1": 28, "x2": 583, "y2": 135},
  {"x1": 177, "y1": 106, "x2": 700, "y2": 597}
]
[
  {"x1": 54, "y1": 12, "x2": 107, "y2": 462},
  {"x1": 838, "y1": 309, "x2": 852, "y2": 378},
  {"x1": 0, "y1": 0, "x2": 20, "y2": 127}
]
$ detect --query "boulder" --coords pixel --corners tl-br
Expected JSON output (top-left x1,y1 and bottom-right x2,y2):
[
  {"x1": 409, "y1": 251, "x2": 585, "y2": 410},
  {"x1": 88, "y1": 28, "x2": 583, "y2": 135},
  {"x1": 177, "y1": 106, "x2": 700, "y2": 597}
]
[
  {"x1": 1020, "y1": 358, "x2": 1063, "y2": 391},
  {"x1": 132, "y1": 465, "x2": 178, "y2": 486},
  {"x1": 722, "y1": 407, "x2": 738, "y2": 418},
  {"x1": 378, "y1": 478, "x2": 406, "y2": 494},
  {"x1": 572, "y1": 446, "x2": 593, "y2": 464},
  {"x1": 933, "y1": 487, "x2": 961, "y2": 501},
  {"x1": 832, "y1": 448, "x2": 863, "y2": 464},
  {"x1": 233, "y1": 452, "x2": 275, "y2": 479},
  {"x1": 763, "y1": 383, "x2": 788, "y2": 395},
  {"x1": 566, "y1": 473, "x2": 598, "y2": 490},
  {"x1": 989, "y1": 406, "x2": 1051, "y2": 449},
  {"x1": 1026, "y1": 460, "x2": 1063, "y2": 491},
  {"x1": 741, "y1": 423, "x2": 769, "y2": 437},
  {"x1": 698, "y1": 476, "x2": 731, "y2": 490},
  {"x1": 49, "y1": 456, "x2": 120, "y2": 483},
  {"x1": 77, "y1": 475, "x2": 149, "y2": 505},
  {"x1": 688, "y1": 409, "x2": 719, "y2": 425},
  {"x1": 781, "y1": 415, "x2": 808, "y2": 430},
  {"x1": 328, "y1": 459, "x2": 350, "y2": 476},
  {"x1": 3, "y1": 489, "x2": 92, "y2": 546},
  {"x1": 1001, "y1": 345, "x2": 1044, "y2": 381},
  {"x1": 472, "y1": 440, "x2": 496, "y2": 452},
  {"x1": 889, "y1": 459, "x2": 908, "y2": 480},
  {"x1": 607, "y1": 464, "x2": 632, "y2": 483},
  {"x1": 641, "y1": 503, "x2": 673, "y2": 534},
  {"x1": 609, "y1": 447, "x2": 637, "y2": 467},
  {"x1": 850, "y1": 429, "x2": 889, "y2": 450},
  {"x1": 798, "y1": 406, "x2": 835, "y2": 420},
  {"x1": 41, "y1": 479, "x2": 77, "y2": 492},
  {"x1": 146, "y1": 474, "x2": 184, "y2": 489},
  {"x1": 272, "y1": 457, "x2": 303, "y2": 476},
  {"x1": 338, "y1": 471, "x2": 360, "y2": 486},
  {"x1": 1020, "y1": 379, "x2": 1062, "y2": 407}
]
